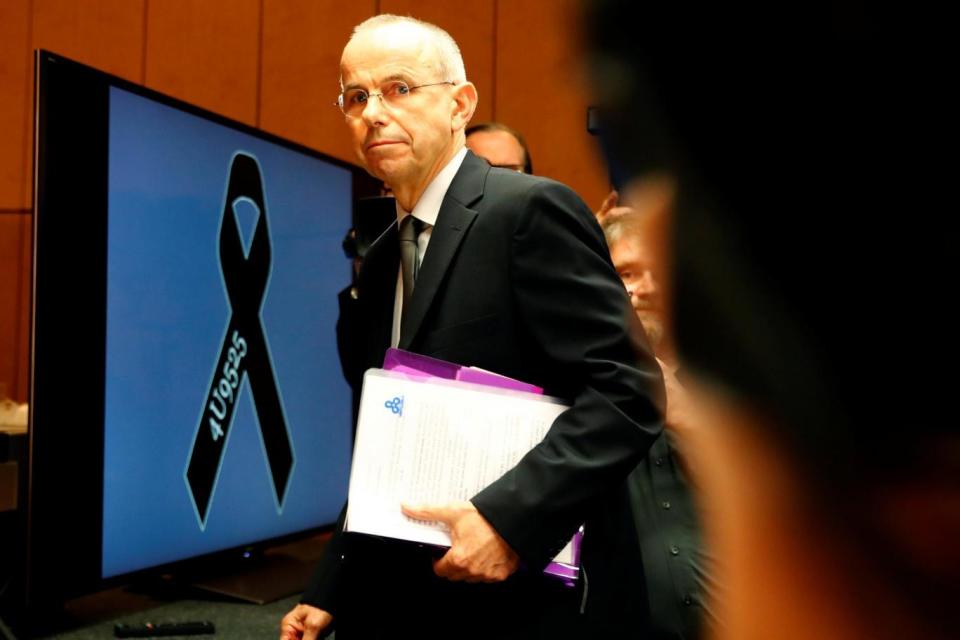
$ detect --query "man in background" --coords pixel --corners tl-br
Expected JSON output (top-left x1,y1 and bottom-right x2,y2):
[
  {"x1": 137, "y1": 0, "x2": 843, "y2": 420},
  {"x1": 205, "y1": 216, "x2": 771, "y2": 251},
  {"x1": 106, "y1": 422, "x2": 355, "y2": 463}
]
[
  {"x1": 601, "y1": 210, "x2": 666, "y2": 355},
  {"x1": 465, "y1": 121, "x2": 533, "y2": 173},
  {"x1": 600, "y1": 193, "x2": 717, "y2": 638}
]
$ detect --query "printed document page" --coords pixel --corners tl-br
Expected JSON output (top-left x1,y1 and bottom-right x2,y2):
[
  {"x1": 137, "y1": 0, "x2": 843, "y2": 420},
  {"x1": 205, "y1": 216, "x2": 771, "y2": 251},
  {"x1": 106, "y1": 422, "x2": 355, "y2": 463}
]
[{"x1": 346, "y1": 369, "x2": 574, "y2": 563}]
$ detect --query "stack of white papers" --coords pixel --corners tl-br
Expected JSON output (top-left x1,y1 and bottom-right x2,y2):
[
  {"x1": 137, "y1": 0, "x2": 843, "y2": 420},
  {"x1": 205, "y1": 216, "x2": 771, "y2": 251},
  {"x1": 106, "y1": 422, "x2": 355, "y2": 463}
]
[{"x1": 346, "y1": 369, "x2": 577, "y2": 566}]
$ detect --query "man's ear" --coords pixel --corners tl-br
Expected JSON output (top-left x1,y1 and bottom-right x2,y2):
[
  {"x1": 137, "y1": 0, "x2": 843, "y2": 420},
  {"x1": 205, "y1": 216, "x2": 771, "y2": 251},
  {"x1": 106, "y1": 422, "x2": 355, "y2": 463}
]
[{"x1": 451, "y1": 82, "x2": 478, "y2": 132}]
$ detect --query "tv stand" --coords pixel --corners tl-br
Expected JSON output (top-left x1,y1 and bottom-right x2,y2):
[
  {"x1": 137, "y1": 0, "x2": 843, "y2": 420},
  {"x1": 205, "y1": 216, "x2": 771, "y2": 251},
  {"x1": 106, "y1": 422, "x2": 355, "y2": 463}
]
[{"x1": 182, "y1": 533, "x2": 329, "y2": 605}]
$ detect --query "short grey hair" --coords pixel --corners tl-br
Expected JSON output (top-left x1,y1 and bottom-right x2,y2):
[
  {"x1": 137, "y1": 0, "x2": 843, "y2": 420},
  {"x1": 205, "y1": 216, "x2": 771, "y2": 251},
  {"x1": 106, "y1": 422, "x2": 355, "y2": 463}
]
[
  {"x1": 601, "y1": 210, "x2": 644, "y2": 247},
  {"x1": 350, "y1": 14, "x2": 467, "y2": 84}
]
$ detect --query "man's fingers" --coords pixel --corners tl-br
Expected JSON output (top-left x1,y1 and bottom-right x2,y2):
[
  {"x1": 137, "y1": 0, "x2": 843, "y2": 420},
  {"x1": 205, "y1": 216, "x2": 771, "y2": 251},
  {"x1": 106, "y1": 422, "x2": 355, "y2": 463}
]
[
  {"x1": 278, "y1": 604, "x2": 331, "y2": 640},
  {"x1": 404, "y1": 501, "x2": 516, "y2": 583},
  {"x1": 432, "y1": 547, "x2": 513, "y2": 583},
  {"x1": 300, "y1": 610, "x2": 332, "y2": 640},
  {"x1": 433, "y1": 553, "x2": 455, "y2": 579},
  {"x1": 433, "y1": 549, "x2": 470, "y2": 581},
  {"x1": 434, "y1": 555, "x2": 507, "y2": 583},
  {"x1": 401, "y1": 501, "x2": 454, "y2": 524},
  {"x1": 279, "y1": 609, "x2": 305, "y2": 640},
  {"x1": 280, "y1": 625, "x2": 303, "y2": 640}
]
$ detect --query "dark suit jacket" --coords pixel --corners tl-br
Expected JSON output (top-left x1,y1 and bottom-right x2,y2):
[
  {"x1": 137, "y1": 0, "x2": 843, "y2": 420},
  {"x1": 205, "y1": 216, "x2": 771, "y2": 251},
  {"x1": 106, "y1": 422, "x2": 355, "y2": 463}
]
[{"x1": 304, "y1": 151, "x2": 680, "y2": 638}]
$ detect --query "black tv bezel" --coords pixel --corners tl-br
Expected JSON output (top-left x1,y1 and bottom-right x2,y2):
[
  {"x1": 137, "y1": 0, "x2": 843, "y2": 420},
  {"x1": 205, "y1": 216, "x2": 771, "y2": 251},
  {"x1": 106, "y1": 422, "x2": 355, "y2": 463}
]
[{"x1": 26, "y1": 50, "x2": 375, "y2": 607}]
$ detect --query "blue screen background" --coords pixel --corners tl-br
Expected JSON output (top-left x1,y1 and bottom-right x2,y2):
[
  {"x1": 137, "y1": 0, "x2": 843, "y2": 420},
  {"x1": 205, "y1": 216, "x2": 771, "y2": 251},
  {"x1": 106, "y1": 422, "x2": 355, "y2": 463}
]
[{"x1": 103, "y1": 87, "x2": 353, "y2": 578}]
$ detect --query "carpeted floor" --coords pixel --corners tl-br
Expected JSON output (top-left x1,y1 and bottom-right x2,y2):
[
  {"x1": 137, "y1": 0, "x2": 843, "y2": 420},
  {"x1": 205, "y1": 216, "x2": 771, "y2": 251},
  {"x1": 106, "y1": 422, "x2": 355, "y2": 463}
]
[
  {"x1": 24, "y1": 535, "x2": 332, "y2": 640},
  {"x1": 41, "y1": 591, "x2": 303, "y2": 640}
]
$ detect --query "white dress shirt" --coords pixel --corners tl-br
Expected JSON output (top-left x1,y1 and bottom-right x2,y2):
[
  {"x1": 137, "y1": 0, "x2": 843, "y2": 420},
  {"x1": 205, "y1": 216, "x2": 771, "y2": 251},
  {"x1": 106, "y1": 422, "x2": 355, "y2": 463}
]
[{"x1": 390, "y1": 146, "x2": 468, "y2": 347}]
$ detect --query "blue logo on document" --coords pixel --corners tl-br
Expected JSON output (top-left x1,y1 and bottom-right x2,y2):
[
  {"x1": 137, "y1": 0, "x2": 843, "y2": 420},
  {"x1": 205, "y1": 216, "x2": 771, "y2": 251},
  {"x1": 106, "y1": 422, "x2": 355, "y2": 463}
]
[{"x1": 384, "y1": 396, "x2": 404, "y2": 416}]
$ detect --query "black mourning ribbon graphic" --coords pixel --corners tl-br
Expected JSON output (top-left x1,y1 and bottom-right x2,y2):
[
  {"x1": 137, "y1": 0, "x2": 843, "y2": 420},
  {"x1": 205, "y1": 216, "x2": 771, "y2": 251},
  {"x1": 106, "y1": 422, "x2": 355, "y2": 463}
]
[{"x1": 186, "y1": 153, "x2": 293, "y2": 525}]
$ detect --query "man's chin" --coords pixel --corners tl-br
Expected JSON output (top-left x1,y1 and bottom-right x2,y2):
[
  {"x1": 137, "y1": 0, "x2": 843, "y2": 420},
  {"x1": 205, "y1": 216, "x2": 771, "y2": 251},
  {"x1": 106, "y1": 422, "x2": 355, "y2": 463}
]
[
  {"x1": 364, "y1": 157, "x2": 408, "y2": 185},
  {"x1": 637, "y1": 312, "x2": 664, "y2": 349}
]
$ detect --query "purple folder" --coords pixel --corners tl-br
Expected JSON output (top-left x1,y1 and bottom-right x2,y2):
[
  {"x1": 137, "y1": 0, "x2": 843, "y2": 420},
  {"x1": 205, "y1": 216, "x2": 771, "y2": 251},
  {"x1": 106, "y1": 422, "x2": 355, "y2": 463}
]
[
  {"x1": 383, "y1": 348, "x2": 544, "y2": 394},
  {"x1": 381, "y1": 348, "x2": 581, "y2": 585}
]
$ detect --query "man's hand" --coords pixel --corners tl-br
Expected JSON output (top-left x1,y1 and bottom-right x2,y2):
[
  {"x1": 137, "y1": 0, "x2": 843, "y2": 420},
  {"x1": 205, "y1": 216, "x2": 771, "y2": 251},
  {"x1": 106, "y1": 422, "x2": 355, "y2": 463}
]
[
  {"x1": 279, "y1": 604, "x2": 332, "y2": 640},
  {"x1": 401, "y1": 500, "x2": 520, "y2": 583}
]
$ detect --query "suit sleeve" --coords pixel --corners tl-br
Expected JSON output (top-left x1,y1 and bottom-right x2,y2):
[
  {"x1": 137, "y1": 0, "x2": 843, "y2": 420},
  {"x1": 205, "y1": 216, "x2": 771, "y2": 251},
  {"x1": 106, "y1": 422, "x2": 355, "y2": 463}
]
[
  {"x1": 300, "y1": 505, "x2": 346, "y2": 618},
  {"x1": 336, "y1": 284, "x2": 365, "y2": 392},
  {"x1": 470, "y1": 180, "x2": 665, "y2": 568},
  {"x1": 298, "y1": 286, "x2": 363, "y2": 621}
]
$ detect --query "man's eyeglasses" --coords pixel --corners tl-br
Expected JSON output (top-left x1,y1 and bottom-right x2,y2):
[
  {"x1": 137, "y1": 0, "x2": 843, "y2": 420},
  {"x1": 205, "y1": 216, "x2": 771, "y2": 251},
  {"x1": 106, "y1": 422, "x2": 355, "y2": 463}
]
[{"x1": 336, "y1": 80, "x2": 455, "y2": 118}]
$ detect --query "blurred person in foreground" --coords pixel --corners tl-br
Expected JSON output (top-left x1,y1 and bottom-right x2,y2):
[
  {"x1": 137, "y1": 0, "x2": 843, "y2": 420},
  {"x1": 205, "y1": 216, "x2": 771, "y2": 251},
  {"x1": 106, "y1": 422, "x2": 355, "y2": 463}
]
[
  {"x1": 281, "y1": 14, "x2": 668, "y2": 639},
  {"x1": 465, "y1": 121, "x2": 533, "y2": 173},
  {"x1": 583, "y1": 1, "x2": 959, "y2": 639}
]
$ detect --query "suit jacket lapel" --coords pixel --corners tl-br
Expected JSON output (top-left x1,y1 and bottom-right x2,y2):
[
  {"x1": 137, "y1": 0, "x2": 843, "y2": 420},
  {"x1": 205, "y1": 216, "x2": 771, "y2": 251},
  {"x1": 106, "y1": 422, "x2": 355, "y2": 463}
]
[{"x1": 399, "y1": 151, "x2": 488, "y2": 349}]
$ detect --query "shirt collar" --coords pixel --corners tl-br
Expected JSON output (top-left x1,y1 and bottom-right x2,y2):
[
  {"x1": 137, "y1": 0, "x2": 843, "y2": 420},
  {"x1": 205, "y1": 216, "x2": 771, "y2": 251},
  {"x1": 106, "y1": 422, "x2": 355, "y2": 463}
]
[{"x1": 395, "y1": 146, "x2": 468, "y2": 226}]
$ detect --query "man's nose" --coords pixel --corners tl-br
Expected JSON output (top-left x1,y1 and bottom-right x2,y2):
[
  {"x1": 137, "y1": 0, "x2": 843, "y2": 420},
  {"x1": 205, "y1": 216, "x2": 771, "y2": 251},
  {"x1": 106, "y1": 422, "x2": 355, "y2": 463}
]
[
  {"x1": 633, "y1": 271, "x2": 658, "y2": 296},
  {"x1": 361, "y1": 93, "x2": 389, "y2": 126}
]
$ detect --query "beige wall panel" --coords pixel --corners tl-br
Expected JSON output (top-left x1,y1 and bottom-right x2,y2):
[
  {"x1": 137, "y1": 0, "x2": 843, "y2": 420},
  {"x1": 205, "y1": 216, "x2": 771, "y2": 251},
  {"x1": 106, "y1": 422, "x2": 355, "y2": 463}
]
[
  {"x1": 26, "y1": 0, "x2": 147, "y2": 211},
  {"x1": 16, "y1": 213, "x2": 30, "y2": 403},
  {"x1": 0, "y1": 214, "x2": 28, "y2": 403},
  {"x1": 145, "y1": 0, "x2": 260, "y2": 125},
  {"x1": 495, "y1": 0, "x2": 609, "y2": 208},
  {"x1": 260, "y1": 0, "x2": 376, "y2": 164},
  {"x1": 0, "y1": 0, "x2": 31, "y2": 210},
  {"x1": 32, "y1": 0, "x2": 146, "y2": 81}
]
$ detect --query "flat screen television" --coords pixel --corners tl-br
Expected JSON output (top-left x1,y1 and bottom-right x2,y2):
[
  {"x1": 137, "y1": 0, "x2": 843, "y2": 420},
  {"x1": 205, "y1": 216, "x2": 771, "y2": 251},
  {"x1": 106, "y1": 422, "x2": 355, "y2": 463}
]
[{"x1": 25, "y1": 51, "x2": 377, "y2": 610}]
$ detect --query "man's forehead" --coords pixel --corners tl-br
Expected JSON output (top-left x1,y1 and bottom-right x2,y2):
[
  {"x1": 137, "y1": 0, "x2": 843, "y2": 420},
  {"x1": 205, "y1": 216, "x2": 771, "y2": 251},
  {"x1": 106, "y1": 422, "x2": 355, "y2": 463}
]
[
  {"x1": 612, "y1": 233, "x2": 655, "y2": 265},
  {"x1": 470, "y1": 130, "x2": 523, "y2": 153},
  {"x1": 341, "y1": 25, "x2": 438, "y2": 81},
  {"x1": 467, "y1": 130, "x2": 525, "y2": 165}
]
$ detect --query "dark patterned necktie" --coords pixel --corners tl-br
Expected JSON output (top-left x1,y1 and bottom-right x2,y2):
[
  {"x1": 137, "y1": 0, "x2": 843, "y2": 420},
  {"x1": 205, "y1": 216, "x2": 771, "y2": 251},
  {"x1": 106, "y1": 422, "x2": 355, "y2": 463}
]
[{"x1": 399, "y1": 215, "x2": 424, "y2": 308}]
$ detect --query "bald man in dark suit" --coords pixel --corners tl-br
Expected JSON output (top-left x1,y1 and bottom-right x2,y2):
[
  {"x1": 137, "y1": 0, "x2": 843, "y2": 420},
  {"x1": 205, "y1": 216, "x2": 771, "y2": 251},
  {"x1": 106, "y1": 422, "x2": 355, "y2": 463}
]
[{"x1": 282, "y1": 14, "x2": 671, "y2": 640}]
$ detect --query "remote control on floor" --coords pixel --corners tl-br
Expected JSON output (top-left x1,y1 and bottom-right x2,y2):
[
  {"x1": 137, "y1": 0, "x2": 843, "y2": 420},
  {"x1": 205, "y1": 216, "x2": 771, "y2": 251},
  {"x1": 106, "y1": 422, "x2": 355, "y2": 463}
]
[{"x1": 114, "y1": 621, "x2": 215, "y2": 637}]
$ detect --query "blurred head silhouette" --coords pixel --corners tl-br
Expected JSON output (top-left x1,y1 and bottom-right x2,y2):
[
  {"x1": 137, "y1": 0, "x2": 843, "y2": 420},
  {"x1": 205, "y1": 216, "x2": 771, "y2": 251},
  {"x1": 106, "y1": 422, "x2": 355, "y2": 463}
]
[{"x1": 582, "y1": 2, "x2": 958, "y2": 638}]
